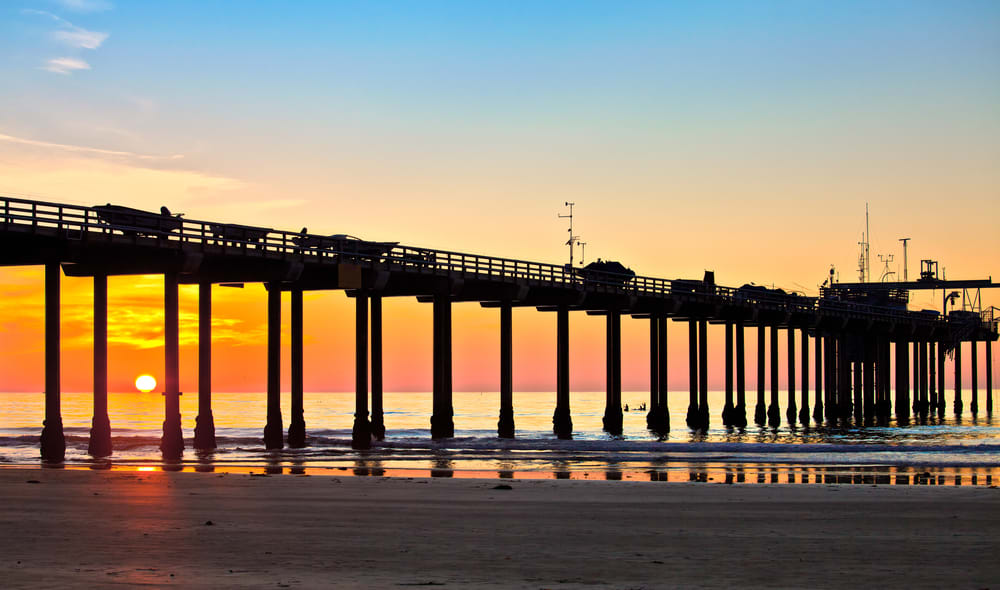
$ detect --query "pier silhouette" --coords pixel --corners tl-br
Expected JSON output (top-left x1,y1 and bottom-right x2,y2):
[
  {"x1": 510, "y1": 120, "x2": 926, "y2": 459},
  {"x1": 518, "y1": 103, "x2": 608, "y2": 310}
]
[{"x1": 1, "y1": 196, "x2": 996, "y2": 462}]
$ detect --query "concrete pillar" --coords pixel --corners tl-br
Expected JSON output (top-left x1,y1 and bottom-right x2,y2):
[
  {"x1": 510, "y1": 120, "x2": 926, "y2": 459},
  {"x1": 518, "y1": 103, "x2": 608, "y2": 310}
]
[
  {"x1": 194, "y1": 281, "x2": 216, "y2": 450},
  {"x1": 838, "y1": 334, "x2": 851, "y2": 423},
  {"x1": 263, "y1": 284, "x2": 284, "y2": 449},
  {"x1": 927, "y1": 340, "x2": 937, "y2": 416},
  {"x1": 552, "y1": 305, "x2": 572, "y2": 438},
  {"x1": 723, "y1": 322, "x2": 734, "y2": 426},
  {"x1": 954, "y1": 341, "x2": 963, "y2": 414},
  {"x1": 912, "y1": 341, "x2": 920, "y2": 415},
  {"x1": 896, "y1": 340, "x2": 909, "y2": 422},
  {"x1": 919, "y1": 340, "x2": 929, "y2": 417},
  {"x1": 603, "y1": 311, "x2": 623, "y2": 435},
  {"x1": 287, "y1": 288, "x2": 307, "y2": 447},
  {"x1": 498, "y1": 301, "x2": 514, "y2": 438},
  {"x1": 431, "y1": 294, "x2": 455, "y2": 439},
  {"x1": 88, "y1": 274, "x2": 112, "y2": 458},
  {"x1": 852, "y1": 356, "x2": 863, "y2": 424},
  {"x1": 799, "y1": 327, "x2": 809, "y2": 425},
  {"x1": 971, "y1": 337, "x2": 979, "y2": 415},
  {"x1": 734, "y1": 321, "x2": 747, "y2": 427},
  {"x1": 687, "y1": 320, "x2": 699, "y2": 429},
  {"x1": 352, "y1": 292, "x2": 371, "y2": 449},
  {"x1": 647, "y1": 314, "x2": 669, "y2": 432},
  {"x1": 768, "y1": 325, "x2": 780, "y2": 427},
  {"x1": 754, "y1": 325, "x2": 766, "y2": 426},
  {"x1": 986, "y1": 339, "x2": 993, "y2": 415},
  {"x1": 937, "y1": 342, "x2": 946, "y2": 419},
  {"x1": 813, "y1": 332, "x2": 823, "y2": 423},
  {"x1": 160, "y1": 272, "x2": 184, "y2": 459},
  {"x1": 824, "y1": 334, "x2": 835, "y2": 422},
  {"x1": 40, "y1": 262, "x2": 65, "y2": 462},
  {"x1": 785, "y1": 327, "x2": 797, "y2": 425},
  {"x1": 863, "y1": 336, "x2": 875, "y2": 424},
  {"x1": 698, "y1": 319, "x2": 709, "y2": 429}
]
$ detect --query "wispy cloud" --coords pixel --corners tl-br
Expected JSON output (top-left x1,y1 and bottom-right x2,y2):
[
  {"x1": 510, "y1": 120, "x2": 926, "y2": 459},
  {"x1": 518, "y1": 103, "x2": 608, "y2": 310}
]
[
  {"x1": 53, "y1": 28, "x2": 108, "y2": 49},
  {"x1": 0, "y1": 132, "x2": 183, "y2": 161},
  {"x1": 23, "y1": 9, "x2": 109, "y2": 72},
  {"x1": 42, "y1": 57, "x2": 91, "y2": 74},
  {"x1": 55, "y1": 0, "x2": 113, "y2": 13}
]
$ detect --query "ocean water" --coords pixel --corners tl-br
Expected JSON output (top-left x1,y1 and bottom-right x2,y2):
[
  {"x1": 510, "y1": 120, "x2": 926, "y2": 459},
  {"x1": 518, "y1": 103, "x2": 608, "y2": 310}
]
[{"x1": 1, "y1": 390, "x2": 998, "y2": 484}]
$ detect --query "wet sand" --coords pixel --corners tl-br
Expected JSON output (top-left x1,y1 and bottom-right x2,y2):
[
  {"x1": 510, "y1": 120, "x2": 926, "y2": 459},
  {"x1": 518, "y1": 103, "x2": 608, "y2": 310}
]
[{"x1": 1, "y1": 468, "x2": 997, "y2": 589}]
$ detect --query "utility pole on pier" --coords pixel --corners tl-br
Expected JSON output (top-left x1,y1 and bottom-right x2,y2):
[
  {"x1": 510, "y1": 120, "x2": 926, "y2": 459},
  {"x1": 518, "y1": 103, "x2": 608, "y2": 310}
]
[
  {"x1": 558, "y1": 202, "x2": 580, "y2": 267},
  {"x1": 899, "y1": 238, "x2": 910, "y2": 281}
]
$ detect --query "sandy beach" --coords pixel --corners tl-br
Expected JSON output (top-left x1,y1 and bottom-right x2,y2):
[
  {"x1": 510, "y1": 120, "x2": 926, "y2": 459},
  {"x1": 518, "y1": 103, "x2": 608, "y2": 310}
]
[{"x1": 0, "y1": 468, "x2": 996, "y2": 588}]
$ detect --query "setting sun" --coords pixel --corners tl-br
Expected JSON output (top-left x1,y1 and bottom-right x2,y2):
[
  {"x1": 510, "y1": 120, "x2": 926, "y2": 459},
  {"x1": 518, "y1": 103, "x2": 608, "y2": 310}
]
[{"x1": 135, "y1": 375, "x2": 157, "y2": 393}]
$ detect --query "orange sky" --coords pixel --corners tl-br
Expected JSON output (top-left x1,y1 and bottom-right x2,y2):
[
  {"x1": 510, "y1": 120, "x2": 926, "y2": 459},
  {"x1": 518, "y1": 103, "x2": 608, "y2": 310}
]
[{"x1": 0, "y1": 1, "x2": 997, "y2": 394}]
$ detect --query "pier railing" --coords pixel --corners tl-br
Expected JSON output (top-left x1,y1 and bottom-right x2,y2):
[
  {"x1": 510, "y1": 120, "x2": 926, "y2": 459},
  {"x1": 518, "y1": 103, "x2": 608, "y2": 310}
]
[{"x1": 0, "y1": 195, "x2": 975, "y2": 329}]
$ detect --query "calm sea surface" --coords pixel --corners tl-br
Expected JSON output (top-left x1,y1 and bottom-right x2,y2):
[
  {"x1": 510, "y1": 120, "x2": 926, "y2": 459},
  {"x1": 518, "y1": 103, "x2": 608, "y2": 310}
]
[{"x1": 1, "y1": 390, "x2": 998, "y2": 484}]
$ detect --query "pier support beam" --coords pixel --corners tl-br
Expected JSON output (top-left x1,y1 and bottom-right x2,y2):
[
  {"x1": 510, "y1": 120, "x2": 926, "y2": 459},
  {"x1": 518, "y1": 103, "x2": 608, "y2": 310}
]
[
  {"x1": 160, "y1": 272, "x2": 184, "y2": 460},
  {"x1": 863, "y1": 336, "x2": 874, "y2": 424},
  {"x1": 755, "y1": 325, "x2": 766, "y2": 426},
  {"x1": 264, "y1": 284, "x2": 284, "y2": 449},
  {"x1": 697, "y1": 319, "x2": 709, "y2": 429},
  {"x1": 824, "y1": 334, "x2": 835, "y2": 423},
  {"x1": 88, "y1": 274, "x2": 112, "y2": 458},
  {"x1": 986, "y1": 339, "x2": 993, "y2": 415},
  {"x1": 852, "y1": 356, "x2": 863, "y2": 424},
  {"x1": 927, "y1": 340, "x2": 938, "y2": 416},
  {"x1": 785, "y1": 328, "x2": 797, "y2": 425},
  {"x1": 722, "y1": 322, "x2": 734, "y2": 426},
  {"x1": 687, "y1": 320, "x2": 699, "y2": 429},
  {"x1": 954, "y1": 341, "x2": 963, "y2": 414},
  {"x1": 813, "y1": 332, "x2": 823, "y2": 423},
  {"x1": 896, "y1": 340, "x2": 909, "y2": 422},
  {"x1": 646, "y1": 315, "x2": 669, "y2": 432},
  {"x1": 552, "y1": 306, "x2": 572, "y2": 439},
  {"x1": 369, "y1": 294, "x2": 385, "y2": 441},
  {"x1": 352, "y1": 292, "x2": 371, "y2": 449},
  {"x1": 431, "y1": 294, "x2": 455, "y2": 439},
  {"x1": 936, "y1": 342, "x2": 946, "y2": 419},
  {"x1": 41, "y1": 262, "x2": 65, "y2": 462},
  {"x1": 767, "y1": 325, "x2": 780, "y2": 428},
  {"x1": 603, "y1": 310, "x2": 623, "y2": 435},
  {"x1": 912, "y1": 341, "x2": 920, "y2": 416},
  {"x1": 970, "y1": 337, "x2": 979, "y2": 415},
  {"x1": 194, "y1": 282, "x2": 217, "y2": 450},
  {"x1": 798, "y1": 327, "x2": 809, "y2": 425},
  {"x1": 734, "y1": 321, "x2": 747, "y2": 428},
  {"x1": 287, "y1": 288, "x2": 307, "y2": 447},
  {"x1": 838, "y1": 334, "x2": 851, "y2": 423},
  {"x1": 918, "y1": 340, "x2": 929, "y2": 418},
  {"x1": 498, "y1": 301, "x2": 515, "y2": 438}
]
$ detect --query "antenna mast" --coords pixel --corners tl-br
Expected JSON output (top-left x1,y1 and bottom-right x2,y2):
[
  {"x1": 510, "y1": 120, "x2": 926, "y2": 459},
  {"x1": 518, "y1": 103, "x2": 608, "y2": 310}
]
[
  {"x1": 899, "y1": 237, "x2": 910, "y2": 281},
  {"x1": 558, "y1": 202, "x2": 579, "y2": 267},
  {"x1": 857, "y1": 203, "x2": 871, "y2": 282}
]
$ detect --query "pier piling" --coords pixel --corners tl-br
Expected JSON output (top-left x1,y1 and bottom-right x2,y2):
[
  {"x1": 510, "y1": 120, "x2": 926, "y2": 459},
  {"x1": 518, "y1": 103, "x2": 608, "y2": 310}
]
[
  {"x1": 863, "y1": 336, "x2": 874, "y2": 424},
  {"x1": 786, "y1": 327, "x2": 797, "y2": 425},
  {"x1": 88, "y1": 273, "x2": 111, "y2": 458},
  {"x1": 687, "y1": 320, "x2": 699, "y2": 429},
  {"x1": 723, "y1": 322, "x2": 734, "y2": 426},
  {"x1": 768, "y1": 325, "x2": 780, "y2": 427},
  {"x1": 263, "y1": 284, "x2": 284, "y2": 449},
  {"x1": 954, "y1": 340, "x2": 963, "y2": 414},
  {"x1": 813, "y1": 332, "x2": 823, "y2": 423},
  {"x1": 698, "y1": 319, "x2": 709, "y2": 429},
  {"x1": 733, "y1": 321, "x2": 747, "y2": 428},
  {"x1": 987, "y1": 339, "x2": 993, "y2": 415},
  {"x1": 971, "y1": 337, "x2": 979, "y2": 415},
  {"x1": 287, "y1": 288, "x2": 307, "y2": 447},
  {"x1": 552, "y1": 305, "x2": 572, "y2": 438},
  {"x1": 160, "y1": 272, "x2": 184, "y2": 460},
  {"x1": 936, "y1": 342, "x2": 946, "y2": 418},
  {"x1": 41, "y1": 262, "x2": 65, "y2": 462},
  {"x1": 799, "y1": 327, "x2": 809, "y2": 425},
  {"x1": 602, "y1": 310, "x2": 623, "y2": 435},
  {"x1": 194, "y1": 281, "x2": 217, "y2": 450},
  {"x1": 352, "y1": 292, "x2": 372, "y2": 449},
  {"x1": 498, "y1": 300, "x2": 515, "y2": 438},
  {"x1": 755, "y1": 325, "x2": 766, "y2": 426}
]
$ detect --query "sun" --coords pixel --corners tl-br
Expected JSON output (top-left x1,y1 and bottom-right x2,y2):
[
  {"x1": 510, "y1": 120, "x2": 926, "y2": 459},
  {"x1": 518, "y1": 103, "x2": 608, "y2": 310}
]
[{"x1": 135, "y1": 374, "x2": 157, "y2": 393}]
